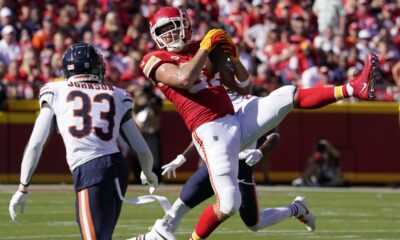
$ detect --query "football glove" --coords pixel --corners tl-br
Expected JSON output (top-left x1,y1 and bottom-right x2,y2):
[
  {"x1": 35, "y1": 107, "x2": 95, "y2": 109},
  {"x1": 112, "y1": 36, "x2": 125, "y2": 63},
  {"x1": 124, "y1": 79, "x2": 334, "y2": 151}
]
[
  {"x1": 239, "y1": 149, "x2": 263, "y2": 167},
  {"x1": 161, "y1": 154, "x2": 187, "y2": 178},
  {"x1": 220, "y1": 36, "x2": 240, "y2": 62},
  {"x1": 9, "y1": 190, "x2": 28, "y2": 221},
  {"x1": 200, "y1": 29, "x2": 230, "y2": 52},
  {"x1": 140, "y1": 171, "x2": 158, "y2": 194}
]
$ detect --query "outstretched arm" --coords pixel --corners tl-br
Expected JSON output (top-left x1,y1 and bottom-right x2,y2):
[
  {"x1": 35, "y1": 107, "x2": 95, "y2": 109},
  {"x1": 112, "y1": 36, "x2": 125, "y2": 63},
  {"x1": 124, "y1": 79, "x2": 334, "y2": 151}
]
[
  {"x1": 218, "y1": 35, "x2": 251, "y2": 95},
  {"x1": 9, "y1": 103, "x2": 55, "y2": 220},
  {"x1": 155, "y1": 29, "x2": 231, "y2": 89},
  {"x1": 240, "y1": 132, "x2": 281, "y2": 167},
  {"x1": 162, "y1": 142, "x2": 199, "y2": 178},
  {"x1": 120, "y1": 111, "x2": 158, "y2": 193}
]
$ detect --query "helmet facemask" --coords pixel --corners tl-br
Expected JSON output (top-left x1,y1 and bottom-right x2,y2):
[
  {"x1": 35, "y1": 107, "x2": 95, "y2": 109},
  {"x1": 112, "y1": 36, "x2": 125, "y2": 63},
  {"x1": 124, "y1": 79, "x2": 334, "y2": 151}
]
[{"x1": 151, "y1": 14, "x2": 190, "y2": 52}]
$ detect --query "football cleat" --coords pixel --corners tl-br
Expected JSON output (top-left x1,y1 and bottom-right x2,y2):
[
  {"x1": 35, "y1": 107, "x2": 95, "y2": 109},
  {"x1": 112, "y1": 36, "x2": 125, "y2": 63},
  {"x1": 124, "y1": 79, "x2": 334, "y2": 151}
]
[
  {"x1": 127, "y1": 219, "x2": 176, "y2": 240},
  {"x1": 292, "y1": 196, "x2": 316, "y2": 232},
  {"x1": 350, "y1": 52, "x2": 380, "y2": 100}
]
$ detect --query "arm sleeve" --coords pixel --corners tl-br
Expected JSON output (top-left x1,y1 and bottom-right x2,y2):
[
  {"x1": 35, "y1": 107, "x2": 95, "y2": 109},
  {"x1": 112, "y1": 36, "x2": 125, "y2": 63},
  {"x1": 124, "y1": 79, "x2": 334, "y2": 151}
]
[
  {"x1": 120, "y1": 119, "x2": 154, "y2": 175},
  {"x1": 20, "y1": 107, "x2": 55, "y2": 186}
]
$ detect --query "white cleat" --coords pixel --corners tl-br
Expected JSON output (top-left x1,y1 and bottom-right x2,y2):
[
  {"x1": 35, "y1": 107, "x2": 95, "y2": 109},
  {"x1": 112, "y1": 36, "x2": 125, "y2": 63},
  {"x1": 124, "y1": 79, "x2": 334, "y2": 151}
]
[
  {"x1": 127, "y1": 219, "x2": 176, "y2": 240},
  {"x1": 292, "y1": 196, "x2": 316, "y2": 232}
]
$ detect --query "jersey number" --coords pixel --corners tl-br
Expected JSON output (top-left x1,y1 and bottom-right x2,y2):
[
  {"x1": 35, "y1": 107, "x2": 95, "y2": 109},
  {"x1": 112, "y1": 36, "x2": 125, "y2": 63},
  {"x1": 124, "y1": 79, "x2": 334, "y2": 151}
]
[
  {"x1": 189, "y1": 72, "x2": 221, "y2": 94},
  {"x1": 67, "y1": 91, "x2": 115, "y2": 141}
]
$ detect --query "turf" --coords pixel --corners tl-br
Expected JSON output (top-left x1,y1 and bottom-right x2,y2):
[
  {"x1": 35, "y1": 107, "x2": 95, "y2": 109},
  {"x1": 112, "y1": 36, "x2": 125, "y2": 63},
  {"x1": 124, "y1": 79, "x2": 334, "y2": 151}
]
[{"x1": 1, "y1": 185, "x2": 399, "y2": 240}]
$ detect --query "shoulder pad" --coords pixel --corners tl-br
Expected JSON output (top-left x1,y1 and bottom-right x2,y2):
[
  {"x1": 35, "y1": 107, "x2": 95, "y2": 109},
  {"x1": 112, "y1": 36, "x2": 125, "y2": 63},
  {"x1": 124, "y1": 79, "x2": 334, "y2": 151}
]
[{"x1": 140, "y1": 50, "x2": 176, "y2": 79}]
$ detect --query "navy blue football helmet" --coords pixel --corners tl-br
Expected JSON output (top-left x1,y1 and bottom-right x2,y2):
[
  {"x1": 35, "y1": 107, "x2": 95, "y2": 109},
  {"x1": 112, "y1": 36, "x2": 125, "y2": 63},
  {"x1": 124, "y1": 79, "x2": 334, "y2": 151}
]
[{"x1": 61, "y1": 43, "x2": 105, "y2": 82}]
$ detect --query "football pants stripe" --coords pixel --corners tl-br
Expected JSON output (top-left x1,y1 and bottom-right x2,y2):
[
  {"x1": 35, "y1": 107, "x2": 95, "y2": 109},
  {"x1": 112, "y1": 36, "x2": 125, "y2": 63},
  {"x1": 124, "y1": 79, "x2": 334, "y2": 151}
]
[
  {"x1": 78, "y1": 189, "x2": 97, "y2": 240},
  {"x1": 192, "y1": 131, "x2": 220, "y2": 210},
  {"x1": 143, "y1": 56, "x2": 161, "y2": 78}
]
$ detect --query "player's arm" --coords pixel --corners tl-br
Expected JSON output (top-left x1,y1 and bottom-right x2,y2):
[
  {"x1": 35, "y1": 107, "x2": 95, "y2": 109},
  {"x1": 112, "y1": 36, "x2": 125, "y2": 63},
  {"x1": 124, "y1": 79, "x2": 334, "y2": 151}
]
[
  {"x1": 155, "y1": 51, "x2": 209, "y2": 89},
  {"x1": 162, "y1": 142, "x2": 199, "y2": 178},
  {"x1": 258, "y1": 132, "x2": 281, "y2": 156},
  {"x1": 240, "y1": 132, "x2": 281, "y2": 167},
  {"x1": 218, "y1": 34, "x2": 251, "y2": 95},
  {"x1": 9, "y1": 102, "x2": 55, "y2": 220},
  {"x1": 120, "y1": 110, "x2": 158, "y2": 193},
  {"x1": 219, "y1": 61, "x2": 251, "y2": 95},
  {"x1": 155, "y1": 29, "x2": 232, "y2": 89}
]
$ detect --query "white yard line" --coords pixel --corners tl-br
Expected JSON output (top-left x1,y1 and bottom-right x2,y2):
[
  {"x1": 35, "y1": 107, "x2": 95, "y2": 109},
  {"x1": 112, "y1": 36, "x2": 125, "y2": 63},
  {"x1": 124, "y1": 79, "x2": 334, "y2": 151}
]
[{"x1": 1, "y1": 229, "x2": 400, "y2": 240}]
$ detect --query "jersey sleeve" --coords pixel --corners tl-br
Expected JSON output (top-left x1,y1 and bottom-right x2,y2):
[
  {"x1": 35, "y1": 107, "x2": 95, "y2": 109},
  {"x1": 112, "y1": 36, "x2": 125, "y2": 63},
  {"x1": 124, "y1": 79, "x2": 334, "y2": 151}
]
[
  {"x1": 140, "y1": 51, "x2": 176, "y2": 80},
  {"x1": 38, "y1": 83, "x2": 55, "y2": 108},
  {"x1": 114, "y1": 87, "x2": 133, "y2": 115}
]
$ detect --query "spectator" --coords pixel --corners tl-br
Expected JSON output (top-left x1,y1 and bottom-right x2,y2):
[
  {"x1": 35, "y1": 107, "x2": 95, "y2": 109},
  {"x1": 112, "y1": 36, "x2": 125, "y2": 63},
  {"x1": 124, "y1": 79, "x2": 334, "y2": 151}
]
[
  {"x1": 0, "y1": 25, "x2": 21, "y2": 66},
  {"x1": 32, "y1": 15, "x2": 56, "y2": 51},
  {"x1": 0, "y1": 61, "x2": 6, "y2": 110},
  {"x1": 312, "y1": 0, "x2": 345, "y2": 35},
  {"x1": 118, "y1": 52, "x2": 147, "y2": 88},
  {"x1": 301, "y1": 64, "x2": 332, "y2": 88},
  {"x1": 0, "y1": 7, "x2": 14, "y2": 29},
  {"x1": 292, "y1": 138, "x2": 348, "y2": 187}
]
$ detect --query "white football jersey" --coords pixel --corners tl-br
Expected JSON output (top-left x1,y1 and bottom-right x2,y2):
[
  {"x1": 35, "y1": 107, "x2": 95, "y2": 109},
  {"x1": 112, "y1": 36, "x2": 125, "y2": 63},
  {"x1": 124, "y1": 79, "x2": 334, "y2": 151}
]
[{"x1": 39, "y1": 81, "x2": 132, "y2": 171}]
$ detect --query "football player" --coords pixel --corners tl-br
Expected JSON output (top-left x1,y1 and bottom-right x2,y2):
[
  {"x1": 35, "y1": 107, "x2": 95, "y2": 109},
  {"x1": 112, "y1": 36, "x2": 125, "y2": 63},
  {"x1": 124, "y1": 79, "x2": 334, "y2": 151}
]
[
  {"x1": 130, "y1": 92, "x2": 312, "y2": 240},
  {"x1": 8, "y1": 43, "x2": 158, "y2": 239},
  {"x1": 139, "y1": 6, "x2": 379, "y2": 240}
]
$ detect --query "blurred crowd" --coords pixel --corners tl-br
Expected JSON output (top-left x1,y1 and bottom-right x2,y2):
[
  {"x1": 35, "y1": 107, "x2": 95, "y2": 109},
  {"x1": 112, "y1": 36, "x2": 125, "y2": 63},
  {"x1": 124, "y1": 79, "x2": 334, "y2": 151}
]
[{"x1": 0, "y1": 0, "x2": 400, "y2": 106}]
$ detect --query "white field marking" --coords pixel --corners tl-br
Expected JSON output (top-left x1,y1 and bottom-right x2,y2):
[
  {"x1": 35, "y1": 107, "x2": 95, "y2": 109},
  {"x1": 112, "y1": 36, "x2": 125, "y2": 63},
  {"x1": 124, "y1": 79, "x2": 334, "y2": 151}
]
[
  {"x1": 2, "y1": 230, "x2": 400, "y2": 240},
  {"x1": 255, "y1": 186, "x2": 400, "y2": 194},
  {"x1": 0, "y1": 185, "x2": 399, "y2": 194}
]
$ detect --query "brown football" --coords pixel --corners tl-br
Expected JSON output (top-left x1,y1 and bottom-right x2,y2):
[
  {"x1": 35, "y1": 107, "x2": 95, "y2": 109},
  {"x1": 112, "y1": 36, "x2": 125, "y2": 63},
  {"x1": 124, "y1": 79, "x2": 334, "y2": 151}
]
[{"x1": 209, "y1": 44, "x2": 228, "y2": 73}]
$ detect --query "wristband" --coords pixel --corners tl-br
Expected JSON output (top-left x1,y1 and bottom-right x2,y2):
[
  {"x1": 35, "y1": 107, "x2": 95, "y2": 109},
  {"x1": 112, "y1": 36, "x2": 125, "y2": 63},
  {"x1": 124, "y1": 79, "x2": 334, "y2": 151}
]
[
  {"x1": 177, "y1": 154, "x2": 187, "y2": 163},
  {"x1": 234, "y1": 77, "x2": 250, "y2": 88},
  {"x1": 18, "y1": 183, "x2": 29, "y2": 192}
]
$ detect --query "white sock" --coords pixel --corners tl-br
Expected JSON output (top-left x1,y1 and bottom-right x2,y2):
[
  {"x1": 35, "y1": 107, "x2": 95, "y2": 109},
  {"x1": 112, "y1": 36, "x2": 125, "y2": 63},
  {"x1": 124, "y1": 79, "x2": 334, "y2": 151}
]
[
  {"x1": 164, "y1": 198, "x2": 191, "y2": 232},
  {"x1": 346, "y1": 83, "x2": 354, "y2": 96},
  {"x1": 252, "y1": 206, "x2": 293, "y2": 231}
]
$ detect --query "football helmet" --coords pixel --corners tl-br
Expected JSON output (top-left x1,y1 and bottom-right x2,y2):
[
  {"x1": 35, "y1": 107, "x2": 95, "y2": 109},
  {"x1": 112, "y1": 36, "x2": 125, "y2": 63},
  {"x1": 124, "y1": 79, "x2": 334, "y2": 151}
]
[
  {"x1": 150, "y1": 7, "x2": 192, "y2": 53},
  {"x1": 61, "y1": 43, "x2": 106, "y2": 83}
]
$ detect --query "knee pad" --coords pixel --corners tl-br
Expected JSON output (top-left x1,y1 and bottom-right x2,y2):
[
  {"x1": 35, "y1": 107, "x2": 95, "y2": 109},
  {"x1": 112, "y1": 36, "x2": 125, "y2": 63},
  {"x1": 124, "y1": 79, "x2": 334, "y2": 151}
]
[{"x1": 219, "y1": 186, "x2": 241, "y2": 216}]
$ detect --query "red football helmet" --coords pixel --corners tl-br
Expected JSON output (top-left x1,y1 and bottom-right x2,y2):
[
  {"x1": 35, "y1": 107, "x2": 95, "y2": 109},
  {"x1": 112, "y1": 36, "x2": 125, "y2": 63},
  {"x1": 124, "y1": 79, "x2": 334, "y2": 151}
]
[{"x1": 150, "y1": 7, "x2": 192, "y2": 52}]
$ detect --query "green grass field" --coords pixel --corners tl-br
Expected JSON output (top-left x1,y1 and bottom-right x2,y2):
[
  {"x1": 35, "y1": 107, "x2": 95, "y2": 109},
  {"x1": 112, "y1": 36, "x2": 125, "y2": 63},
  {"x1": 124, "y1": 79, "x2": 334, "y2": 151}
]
[{"x1": 1, "y1": 185, "x2": 399, "y2": 240}]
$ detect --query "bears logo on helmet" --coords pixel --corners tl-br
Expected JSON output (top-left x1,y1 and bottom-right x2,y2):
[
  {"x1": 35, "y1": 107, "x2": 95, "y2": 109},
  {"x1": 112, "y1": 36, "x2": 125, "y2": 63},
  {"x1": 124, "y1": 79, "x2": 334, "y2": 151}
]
[{"x1": 62, "y1": 43, "x2": 106, "y2": 83}]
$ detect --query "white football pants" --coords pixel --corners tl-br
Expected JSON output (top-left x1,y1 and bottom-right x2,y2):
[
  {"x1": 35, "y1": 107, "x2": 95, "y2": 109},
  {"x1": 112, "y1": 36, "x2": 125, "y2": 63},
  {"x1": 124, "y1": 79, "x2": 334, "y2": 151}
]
[{"x1": 192, "y1": 85, "x2": 296, "y2": 215}]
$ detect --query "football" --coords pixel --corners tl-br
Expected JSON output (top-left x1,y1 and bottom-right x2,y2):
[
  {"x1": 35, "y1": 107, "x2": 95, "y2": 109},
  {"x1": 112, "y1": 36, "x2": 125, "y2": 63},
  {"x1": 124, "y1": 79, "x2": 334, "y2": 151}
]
[{"x1": 209, "y1": 44, "x2": 228, "y2": 73}]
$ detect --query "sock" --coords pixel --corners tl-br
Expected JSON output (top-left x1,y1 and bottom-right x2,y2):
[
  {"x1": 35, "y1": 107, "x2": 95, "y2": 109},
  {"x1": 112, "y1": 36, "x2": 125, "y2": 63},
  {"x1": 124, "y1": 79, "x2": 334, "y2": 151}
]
[
  {"x1": 191, "y1": 204, "x2": 224, "y2": 239},
  {"x1": 334, "y1": 84, "x2": 354, "y2": 100},
  {"x1": 252, "y1": 206, "x2": 293, "y2": 231},
  {"x1": 166, "y1": 198, "x2": 191, "y2": 232},
  {"x1": 296, "y1": 84, "x2": 353, "y2": 109}
]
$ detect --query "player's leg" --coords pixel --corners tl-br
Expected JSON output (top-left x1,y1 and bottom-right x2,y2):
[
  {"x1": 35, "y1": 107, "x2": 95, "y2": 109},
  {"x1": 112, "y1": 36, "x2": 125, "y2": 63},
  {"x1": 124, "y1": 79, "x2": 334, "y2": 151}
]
[
  {"x1": 190, "y1": 117, "x2": 242, "y2": 239},
  {"x1": 236, "y1": 160, "x2": 299, "y2": 231},
  {"x1": 129, "y1": 165, "x2": 215, "y2": 240},
  {"x1": 168, "y1": 164, "x2": 214, "y2": 230},
  {"x1": 238, "y1": 52, "x2": 379, "y2": 149},
  {"x1": 236, "y1": 160, "x2": 316, "y2": 232},
  {"x1": 74, "y1": 154, "x2": 129, "y2": 239},
  {"x1": 75, "y1": 176, "x2": 128, "y2": 239},
  {"x1": 237, "y1": 160, "x2": 259, "y2": 227},
  {"x1": 293, "y1": 52, "x2": 379, "y2": 109}
]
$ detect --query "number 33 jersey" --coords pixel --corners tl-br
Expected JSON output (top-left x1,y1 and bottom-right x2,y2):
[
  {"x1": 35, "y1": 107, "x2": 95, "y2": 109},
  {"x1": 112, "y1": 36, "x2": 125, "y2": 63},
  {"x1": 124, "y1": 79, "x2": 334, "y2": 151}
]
[
  {"x1": 39, "y1": 81, "x2": 133, "y2": 171},
  {"x1": 140, "y1": 42, "x2": 234, "y2": 132}
]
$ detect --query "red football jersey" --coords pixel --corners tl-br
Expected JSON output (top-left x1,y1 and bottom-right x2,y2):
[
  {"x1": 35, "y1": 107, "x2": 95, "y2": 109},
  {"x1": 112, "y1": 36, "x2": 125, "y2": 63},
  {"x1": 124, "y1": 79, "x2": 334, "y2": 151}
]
[{"x1": 140, "y1": 42, "x2": 234, "y2": 132}]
